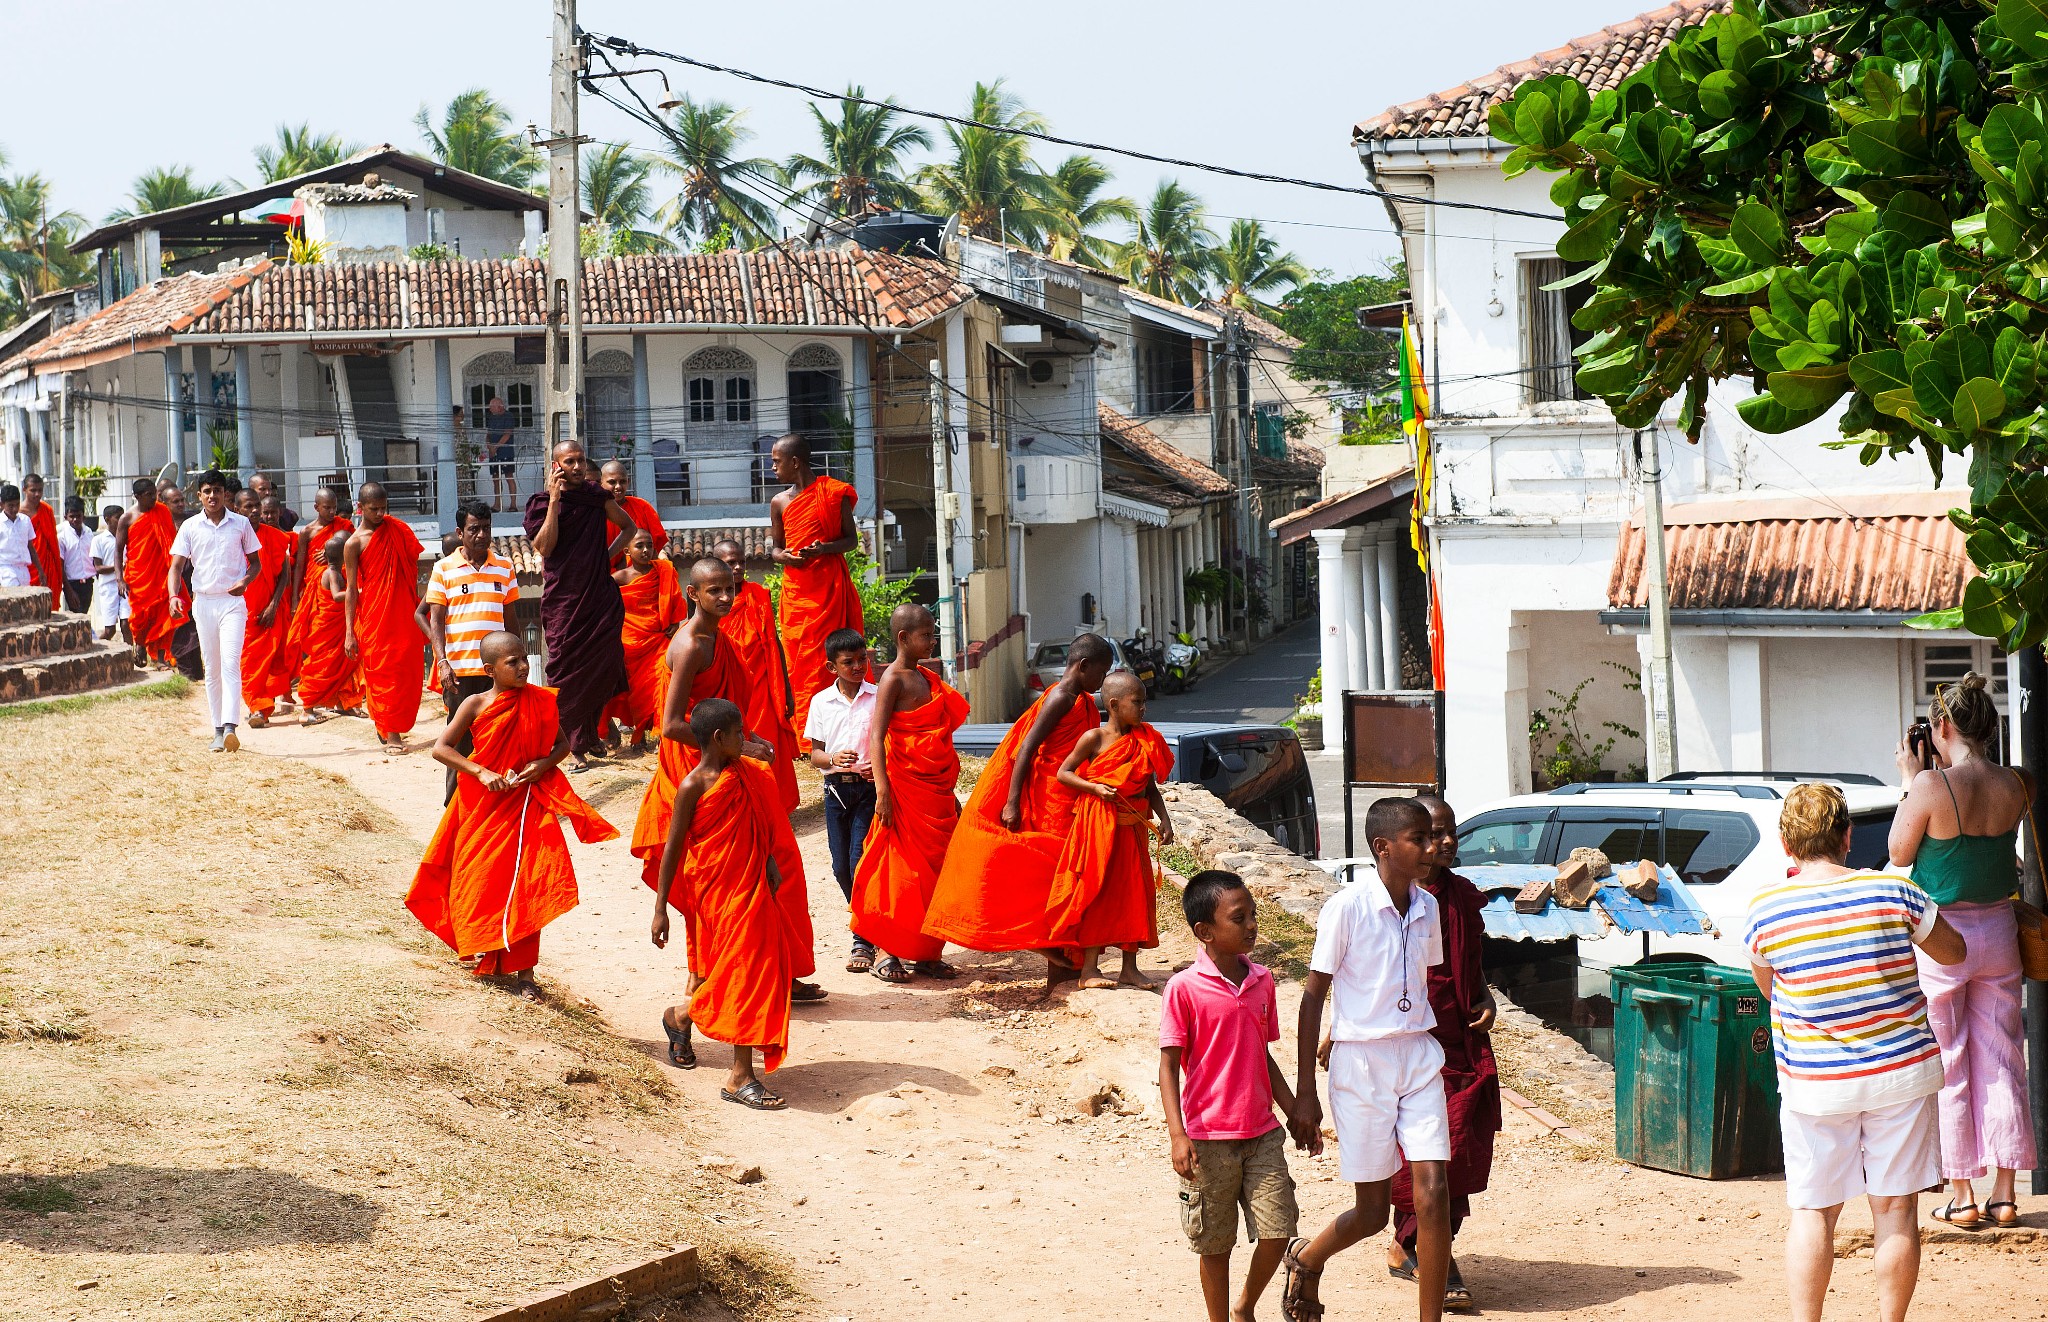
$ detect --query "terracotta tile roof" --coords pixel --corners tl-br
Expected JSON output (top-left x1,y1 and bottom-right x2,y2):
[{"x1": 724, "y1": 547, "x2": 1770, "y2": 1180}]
[
  {"x1": 1271, "y1": 467, "x2": 1416, "y2": 546},
  {"x1": 1099, "y1": 403, "x2": 1229, "y2": 500},
  {"x1": 1355, "y1": 0, "x2": 1728, "y2": 142},
  {"x1": 1103, "y1": 473, "x2": 1205, "y2": 510},
  {"x1": 1606, "y1": 492, "x2": 1972, "y2": 613},
  {"x1": 1254, "y1": 441, "x2": 1326, "y2": 486},
  {"x1": 2, "y1": 261, "x2": 271, "y2": 375}
]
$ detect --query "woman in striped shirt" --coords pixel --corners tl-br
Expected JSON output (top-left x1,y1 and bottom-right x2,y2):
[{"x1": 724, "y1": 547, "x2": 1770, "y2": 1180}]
[{"x1": 1744, "y1": 783, "x2": 1966, "y2": 1322}]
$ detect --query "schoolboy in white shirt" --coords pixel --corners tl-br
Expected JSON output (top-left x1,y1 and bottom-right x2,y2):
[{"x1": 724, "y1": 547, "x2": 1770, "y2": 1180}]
[{"x1": 1282, "y1": 796, "x2": 1453, "y2": 1322}]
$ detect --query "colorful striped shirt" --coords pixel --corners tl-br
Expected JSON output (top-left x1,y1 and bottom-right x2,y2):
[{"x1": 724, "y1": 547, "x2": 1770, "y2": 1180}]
[
  {"x1": 424, "y1": 550, "x2": 519, "y2": 677},
  {"x1": 1742, "y1": 870, "x2": 1942, "y2": 1115}
]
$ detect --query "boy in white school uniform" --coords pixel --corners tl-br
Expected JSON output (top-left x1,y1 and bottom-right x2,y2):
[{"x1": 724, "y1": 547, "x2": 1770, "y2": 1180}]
[{"x1": 1281, "y1": 796, "x2": 1452, "y2": 1322}]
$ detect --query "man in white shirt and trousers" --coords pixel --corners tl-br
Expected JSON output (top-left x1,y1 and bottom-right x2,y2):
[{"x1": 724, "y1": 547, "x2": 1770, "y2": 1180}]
[{"x1": 168, "y1": 469, "x2": 262, "y2": 752}]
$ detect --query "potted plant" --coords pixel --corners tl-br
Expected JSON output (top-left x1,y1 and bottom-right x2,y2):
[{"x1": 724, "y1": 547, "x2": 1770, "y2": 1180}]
[{"x1": 1291, "y1": 669, "x2": 1324, "y2": 751}]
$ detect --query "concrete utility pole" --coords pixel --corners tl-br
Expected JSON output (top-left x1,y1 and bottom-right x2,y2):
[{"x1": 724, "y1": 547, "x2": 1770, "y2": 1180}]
[
  {"x1": 1234, "y1": 315, "x2": 1257, "y2": 651},
  {"x1": 543, "y1": 0, "x2": 585, "y2": 445},
  {"x1": 1639, "y1": 427, "x2": 1678, "y2": 778},
  {"x1": 928, "y1": 365, "x2": 958, "y2": 679},
  {"x1": 2015, "y1": 645, "x2": 2047, "y2": 1194}
]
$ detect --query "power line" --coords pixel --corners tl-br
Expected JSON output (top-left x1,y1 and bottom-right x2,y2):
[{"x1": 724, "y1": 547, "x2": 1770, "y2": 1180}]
[{"x1": 581, "y1": 31, "x2": 1567, "y2": 225}]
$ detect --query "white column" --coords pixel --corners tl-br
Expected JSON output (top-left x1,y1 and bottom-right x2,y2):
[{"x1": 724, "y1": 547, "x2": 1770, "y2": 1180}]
[
  {"x1": 1376, "y1": 522, "x2": 1402, "y2": 689},
  {"x1": 1727, "y1": 636, "x2": 1765, "y2": 771},
  {"x1": 1312, "y1": 529, "x2": 1349, "y2": 712},
  {"x1": 1340, "y1": 527, "x2": 1368, "y2": 693},
  {"x1": 1359, "y1": 525, "x2": 1385, "y2": 691},
  {"x1": 944, "y1": 314, "x2": 974, "y2": 574},
  {"x1": 1202, "y1": 513, "x2": 1222, "y2": 640},
  {"x1": 1169, "y1": 522, "x2": 1187, "y2": 636}
]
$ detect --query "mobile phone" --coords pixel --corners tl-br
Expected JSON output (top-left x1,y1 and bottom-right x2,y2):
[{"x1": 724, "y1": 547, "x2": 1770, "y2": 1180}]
[{"x1": 1906, "y1": 719, "x2": 1933, "y2": 768}]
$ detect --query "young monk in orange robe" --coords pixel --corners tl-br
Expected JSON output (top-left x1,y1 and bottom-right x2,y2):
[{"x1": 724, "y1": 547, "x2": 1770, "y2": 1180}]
[
  {"x1": 236, "y1": 492, "x2": 297, "y2": 727},
  {"x1": 923, "y1": 633, "x2": 1113, "y2": 985},
  {"x1": 853, "y1": 604, "x2": 970, "y2": 984},
  {"x1": 21, "y1": 475, "x2": 61, "y2": 613},
  {"x1": 298, "y1": 535, "x2": 363, "y2": 717},
  {"x1": 713, "y1": 536, "x2": 800, "y2": 811},
  {"x1": 290, "y1": 486, "x2": 352, "y2": 679},
  {"x1": 608, "y1": 529, "x2": 684, "y2": 753},
  {"x1": 768, "y1": 433, "x2": 863, "y2": 752},
  {"x1": 652, "y1": 697, "x2": 798, "y2": 1108},
  {"x1": 409, "y1": 632, "x2": 617, "y2": 999},
  {"x1": 118, "y1": 478, "x2": 178, "y2": 666},
  {"x1": 599, "y1": 460, "x2": 668, "y2": 569},
  {"x1": 630, "y1": 557, "x2": 822, "y2": 1003},
  {"x1": 344, "y1": 482, "x2": 425, "y2": 752},
  {"x1": 1049, "y1": 670, "x2": 1175, "y2": 989}
]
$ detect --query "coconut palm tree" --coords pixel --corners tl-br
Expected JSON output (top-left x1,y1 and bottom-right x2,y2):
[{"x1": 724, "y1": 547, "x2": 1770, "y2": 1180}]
[
  {"x1": 581, "y1": 144, "x2": 667, "y2": 253},
  {"x1": 1042, "y1": 154, "x2": 1137, "y2": 270},
  {"x1": 0, "y1": 173, "x2": 91, "y2": 327},
  {"x1": 914, "y1": 80, "x2": 1059, "y2": 244},
  {"x1": 1210, "y1": 219, "x2": 1313, "y2": 313},
  {"x1": 107, "y1": 166, "x2": 226, "y2": 221},
  {"x1": 254, "y1": 123, "x2": 359, "y2": 183},
  {"x1": 782, "y1": 87, "x2": 931, "y2": 220},
  {"x1": 1114, "y1": 180, "x2": 1219, "y2": 305},
  {"x1": 414, "y1": 89, "x2": 541, "y2": 189},
  {"x1": 648, "y1": 96, "x2": 778, "y2": 247}
]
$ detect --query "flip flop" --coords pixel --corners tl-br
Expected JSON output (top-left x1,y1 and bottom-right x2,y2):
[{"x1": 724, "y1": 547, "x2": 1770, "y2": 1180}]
[
  {"x1": 846, "y1": 946, "x2": 875, "y2": 974},
  {"x1": 871, "y1": 956, "x2": 911, "y2": 984},
  {"x1": 661, "y1": 1014, "x2": 696, "y2": 1069},
  {"x1": 790, "y1": 980, "x2": 829, "y2": 1002},
  {"x1": 1387, "y1": 1248, "x2": 1418, "y2": 1282},
  {"x1": 911, "y1": 960, "x2": 959, "y2": 980},
  {"x1": 1445, "y1": 1259, "x2": 1474, "y2": 1311},
  {"x1": 721, "y1": 1080, "x2": 786, "y2": 1111}
]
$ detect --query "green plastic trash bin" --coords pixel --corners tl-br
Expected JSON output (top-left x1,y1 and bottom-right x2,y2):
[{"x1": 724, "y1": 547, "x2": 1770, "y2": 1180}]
[{"x1": 1610, "y1": 962, "x2": 1781, "y2": 1179}]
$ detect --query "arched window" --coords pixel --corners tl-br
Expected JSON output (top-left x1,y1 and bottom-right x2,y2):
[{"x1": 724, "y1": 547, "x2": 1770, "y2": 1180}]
[
  {"x1": 585, "y1": 348, "x2": 635, "y2": 459},
  {"x1": 683, "y1": 346, "x2": 756, "y2": 428},
  {"x1": 786, "y1": 342, "x2": 844, "y2": 441},
  {"x1": 461, "y1": 350, "x2": 537, "y2": 430}
]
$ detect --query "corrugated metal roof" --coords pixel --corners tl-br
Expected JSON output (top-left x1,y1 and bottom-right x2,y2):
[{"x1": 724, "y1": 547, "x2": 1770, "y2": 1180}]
[
  {"x1": 1464, "y1": 862, "x2": 1713, "y2": 941},
  {"x1": 1607, "y1": 493, "x2": 1972, "y2": 613},
  {"x1": 1596, "y1": 868, "x2": 1714, "y2": 936}
]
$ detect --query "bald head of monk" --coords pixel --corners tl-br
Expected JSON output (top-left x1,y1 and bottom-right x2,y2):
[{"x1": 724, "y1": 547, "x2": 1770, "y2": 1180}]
[
  {"x1": 1412, "y1": 793, "x2": 1458, "y2": 866},
  {"x1": 550, "y1": 439, "x2": 589, "y2": 485},
  {"x1": 599, "y1": 459, "x2": 631, "y2": 502},
  {"x1": 1100, "y1": 668, "x2": 1148, "y2": 726},
  {"x1": 689, "y1": 695, "x2": 745, "y2": 759},
  {"x1": 1066, "y1": 631, "x2": 1115, "y2": 693},
  {"x1": 356, "y1": 482, "x2": 389, "y2": 527},
  {"x1": 479, "y1": 630, "x2": 530, "y2": 690},
  {"x1": 131, "y1": 476, "x2": 158, "y2": 511},
  {"x1": 687, "y1": 556, "x2": 736, "y2": 619},
  {"x1": 889, "y1": 602, "x2": 937, "y2": 664},
  {"x1": 313, "y1": 485, "x2": 343, "y2": 521},
  {"x1": 711, "y1": 537, "x2": 747, "y2": 579},
  {"x1": 769, "y1": 433, "x2": 812, "y2": 484}
]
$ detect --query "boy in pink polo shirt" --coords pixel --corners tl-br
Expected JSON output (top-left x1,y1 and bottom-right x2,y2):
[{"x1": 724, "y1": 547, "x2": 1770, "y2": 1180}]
[{"x1": 1160, "y1": 870, "x2": 1311, "y2": 1322}]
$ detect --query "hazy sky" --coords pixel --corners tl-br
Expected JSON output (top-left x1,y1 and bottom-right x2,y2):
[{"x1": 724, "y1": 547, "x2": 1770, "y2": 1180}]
[{"x1": 0, "y1": 0, "x2": 1634, "y2": 277}]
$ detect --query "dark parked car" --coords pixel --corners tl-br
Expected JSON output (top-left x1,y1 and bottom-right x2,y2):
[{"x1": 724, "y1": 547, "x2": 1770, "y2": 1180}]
[{"x1": 953, "y1": 720, "x2": 1319, "y2": 856}]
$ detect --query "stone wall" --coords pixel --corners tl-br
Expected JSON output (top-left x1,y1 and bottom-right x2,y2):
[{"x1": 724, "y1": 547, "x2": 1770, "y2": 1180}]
[
  {"x1": 1157, "y1": 783, "x2": 1338, "y2": 923},
  {"x1": 0, "y1": 586, "x2": 139, "y2": 704}
]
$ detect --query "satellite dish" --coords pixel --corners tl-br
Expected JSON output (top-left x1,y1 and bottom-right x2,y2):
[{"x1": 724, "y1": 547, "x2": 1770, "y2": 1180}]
[
  {"x1": 939, "y1": 214, "x2": 962, "y2": 248},
  {"x1": 155, "y1": 461, "x2": 181, "y2": 490}
]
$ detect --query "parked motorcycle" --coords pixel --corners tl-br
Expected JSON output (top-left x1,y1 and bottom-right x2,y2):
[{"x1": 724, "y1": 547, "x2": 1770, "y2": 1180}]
[
  {"x1": 1121, "y1": 629, "x2": 1161, "y2": 696},
  {"x1": 1160, "y1": 631, "x2": 1203, "y2": 695}
]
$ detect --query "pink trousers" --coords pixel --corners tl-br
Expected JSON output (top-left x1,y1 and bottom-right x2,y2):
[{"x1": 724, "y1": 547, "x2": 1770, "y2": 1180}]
[{"x1": 1916, "y1": 901, "x2": 2038, "y2": 1180}]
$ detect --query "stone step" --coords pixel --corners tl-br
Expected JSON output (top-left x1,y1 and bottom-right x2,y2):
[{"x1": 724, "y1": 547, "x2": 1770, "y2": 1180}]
[
  {"x1": 0, "y1": 585, "x2": 53, "y2": 626},
  {"x1": 0, "y1": 639, "x2": 142, "y2": 705},
  {"x1": 0, "y1": 615, "x2": 98, "y2": 662}
]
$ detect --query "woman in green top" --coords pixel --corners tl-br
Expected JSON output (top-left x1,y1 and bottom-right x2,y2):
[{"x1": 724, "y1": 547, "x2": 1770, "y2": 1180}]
[{"x1": 1888, "y1": 672, "x2": 2036, "y2": 1230}]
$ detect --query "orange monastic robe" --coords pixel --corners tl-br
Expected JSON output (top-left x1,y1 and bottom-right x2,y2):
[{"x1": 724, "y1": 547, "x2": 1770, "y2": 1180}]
[
  {"x1": 407, "y1": 684, "x2": 617, "y2": 975},
  {"x1": 727, "y1": 579, "x2": 800, "y2": 812},
  {"x1": 240, "y1": 524, "x2": 295, "y2": 716},
  {"x1": 610, "y1": 558, "x2": 684, "y2": 733},
  {"x1": 852, "y1": 674, "x2": 969, "y2": 963},
  {"x1": 288, "y1": 517, "x2": 352, "y2": 675},
  {"x1": 353, "y1": 518, "x2": 426, "y2": 737},
  {"x1": 297, "y1": 573, "x2": 363, "y2": 709},
  {"x1": 674, "y1": 759, "x2": 800, "y2": 1070},
  {"x1": 123, "y1": 503, "x2": 178, "y2": 662},
  {"x1": 923, "y1": 692, "x2": 1103, "y2": 951},
  {"x1": 1045, "y1": 724, "x2": 1174, "y2": 961},
  {"x1": 775, "y1": 475, "x2": 863, "y2": 750},
  {"x1": 610, "y1": 494, "x2": 669, "y2": 569},
  {"x1": 26, "y1": 503, "x2": 60, "y2": 611},
  {"x1": 630, "y1": 632, "x2": 815, "y2": 979}
]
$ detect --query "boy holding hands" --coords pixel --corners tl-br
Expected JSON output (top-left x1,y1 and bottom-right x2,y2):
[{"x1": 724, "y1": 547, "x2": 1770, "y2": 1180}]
[
  {"x1": 1162, "y1": 870, "x2": 1304, "y2": 1322},
  {"x1": 1283, "y1": 797, "x2": 1452, "y2": 1322}
]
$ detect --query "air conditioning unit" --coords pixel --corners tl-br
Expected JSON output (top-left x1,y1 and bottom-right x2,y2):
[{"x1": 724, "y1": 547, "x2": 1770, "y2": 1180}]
[{"x1": 1022, "y1": 356, "x2": 1070, "y2": 388}]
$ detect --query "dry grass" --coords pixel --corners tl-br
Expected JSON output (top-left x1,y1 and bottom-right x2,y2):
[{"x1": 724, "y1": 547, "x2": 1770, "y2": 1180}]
[{"x1": 0, "y1": 694, "x2": 794, "y2": 1321}]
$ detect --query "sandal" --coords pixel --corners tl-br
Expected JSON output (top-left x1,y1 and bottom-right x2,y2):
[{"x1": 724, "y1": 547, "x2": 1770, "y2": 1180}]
[
  {"x1": 661, "y1": 1012, "x2": 696, "y2": 1069},
  {"x1": 846, "y1": 943, "x2": 875, "y2": 974},
  {"x1": 721, "y1": 1079, "x2": 786, "y2": 1111},
  {"x1": 790, "y1": 980, "x2": 829, "y2": 1003},
  {"x1": 1445, "y1": 1258, "x2": 1474, "y2": 1311},
  {"x1": 1388, "y1": 1248, "x2": 1417, "y2": 1282},
  {"x1": 1931, "y1": 1199, "x2": 1982, "y2": 1229},
  {"x1": 1986, "y1": 1200, "x2": 2021, "y2": 1228},
  {"x1": 872, "y1": 956, "x2": 911, "y2": 984},
  {"x1": 1281, "y1": 1237, "x2": 1324, "y2": 1322},
  {"x1": 912, "y1": 960, "x2": 959, "y2": 980}
]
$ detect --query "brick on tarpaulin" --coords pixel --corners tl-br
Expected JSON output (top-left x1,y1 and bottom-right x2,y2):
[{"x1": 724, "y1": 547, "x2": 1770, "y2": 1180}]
[
  {"x1": 1513, "y1": 880, "x2": 1552, "y2": 914},
  {"x1": 1616, "y1": 860, "x2": 1660, "y2": 902},
  {"x1": 1553, "y1": 858, "x2": 1599, "y2": 910}
]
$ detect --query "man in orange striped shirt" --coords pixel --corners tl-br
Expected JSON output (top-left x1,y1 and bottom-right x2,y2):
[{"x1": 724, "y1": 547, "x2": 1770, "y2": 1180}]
[{"x1": 419, "y1": 501, "x2": 520, "y2": 802}]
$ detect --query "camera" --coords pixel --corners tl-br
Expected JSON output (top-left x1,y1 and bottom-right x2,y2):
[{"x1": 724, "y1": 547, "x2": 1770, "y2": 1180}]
[{"x1": 1906, "y1": 718, "x2": 1934, "y2": 770}]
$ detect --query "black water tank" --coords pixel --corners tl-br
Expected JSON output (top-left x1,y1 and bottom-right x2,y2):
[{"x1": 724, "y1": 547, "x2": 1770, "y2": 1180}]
[{"x1": 850, "y1": 211, "x2": 945, "y2": 257}]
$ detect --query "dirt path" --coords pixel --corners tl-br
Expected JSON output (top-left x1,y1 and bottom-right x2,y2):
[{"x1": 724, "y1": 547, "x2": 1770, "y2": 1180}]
[{"x1": 239, "y1": 701, "x2": 2048, "y2": 1321}]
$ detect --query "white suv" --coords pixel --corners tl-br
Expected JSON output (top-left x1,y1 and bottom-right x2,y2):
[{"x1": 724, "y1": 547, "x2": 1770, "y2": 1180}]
[{"x1": 1458, "y1": 774, "x2": 1903, "y2": 966}]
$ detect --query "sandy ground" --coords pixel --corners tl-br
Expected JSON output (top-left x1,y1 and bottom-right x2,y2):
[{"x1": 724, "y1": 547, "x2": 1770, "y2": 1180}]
[{"x1": 31, "y1": 689, "x2": 2048, "y2": 1320}]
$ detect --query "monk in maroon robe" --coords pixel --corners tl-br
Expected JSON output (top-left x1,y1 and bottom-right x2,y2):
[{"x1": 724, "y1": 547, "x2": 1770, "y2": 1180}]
[{"x1": 524, "y1": 439, "x2": 635, "y2": 771}]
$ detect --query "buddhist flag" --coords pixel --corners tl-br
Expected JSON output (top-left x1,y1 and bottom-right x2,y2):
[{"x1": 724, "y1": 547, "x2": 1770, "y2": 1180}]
[{"x1": 1401, "y1": 313, "x2": 1446, "y2": 691}]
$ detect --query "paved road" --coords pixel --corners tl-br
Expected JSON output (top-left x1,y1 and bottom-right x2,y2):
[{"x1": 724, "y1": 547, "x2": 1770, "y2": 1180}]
[{"x1": 1142, "y1": 620, "x2": 1351, "y2": 858}]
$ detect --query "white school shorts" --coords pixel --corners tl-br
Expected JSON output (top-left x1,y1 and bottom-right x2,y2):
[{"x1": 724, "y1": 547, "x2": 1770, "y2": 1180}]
[
  {"x1": 1780, "y1": 1094, "x2": 1939, "y2": 1210},
  {"x1": 1327, "y1": 1032, "x2": 1450, "y2": 1184}
]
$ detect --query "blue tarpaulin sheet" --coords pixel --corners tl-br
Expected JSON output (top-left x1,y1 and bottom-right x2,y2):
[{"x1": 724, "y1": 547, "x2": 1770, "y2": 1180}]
[{"x1": 1461, "y1": 862, "x2": 1714, "y2": 943}]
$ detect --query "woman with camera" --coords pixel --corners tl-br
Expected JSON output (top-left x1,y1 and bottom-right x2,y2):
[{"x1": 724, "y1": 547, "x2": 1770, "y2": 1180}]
[{"x1": 1890, "y1": 672, "x2": 2037, "y2": 1230}]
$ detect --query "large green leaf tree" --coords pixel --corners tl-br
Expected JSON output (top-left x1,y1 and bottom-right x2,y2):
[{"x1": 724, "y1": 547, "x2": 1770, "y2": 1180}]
[{"x1": 1490, "y1": 0, "x2": 2048, "y2": 648}]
